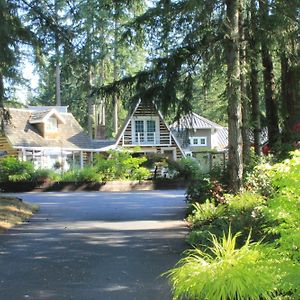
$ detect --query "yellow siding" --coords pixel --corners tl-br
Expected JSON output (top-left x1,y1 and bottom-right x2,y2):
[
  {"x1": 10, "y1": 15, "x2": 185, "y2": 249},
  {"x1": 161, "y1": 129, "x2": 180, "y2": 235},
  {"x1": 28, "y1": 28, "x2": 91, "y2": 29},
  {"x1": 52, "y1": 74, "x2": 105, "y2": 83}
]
[{"x1": 0, "y1": 136, "x2": 18, "y2": 157}]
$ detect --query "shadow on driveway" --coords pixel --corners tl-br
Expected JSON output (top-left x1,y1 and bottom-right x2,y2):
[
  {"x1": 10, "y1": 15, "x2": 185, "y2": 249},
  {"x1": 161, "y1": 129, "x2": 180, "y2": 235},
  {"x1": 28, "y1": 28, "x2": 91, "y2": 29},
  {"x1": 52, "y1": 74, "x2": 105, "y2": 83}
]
[{"x1": 0, "y1": 191, "x2": 187, "y2": 300}]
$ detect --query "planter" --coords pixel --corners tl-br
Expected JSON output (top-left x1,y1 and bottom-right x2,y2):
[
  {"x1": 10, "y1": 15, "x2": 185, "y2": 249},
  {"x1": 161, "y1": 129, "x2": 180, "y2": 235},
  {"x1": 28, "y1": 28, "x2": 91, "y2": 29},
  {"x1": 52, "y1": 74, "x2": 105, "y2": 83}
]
[{"x1": 0, "y1": 179, "x2": 188, "y2": 193}]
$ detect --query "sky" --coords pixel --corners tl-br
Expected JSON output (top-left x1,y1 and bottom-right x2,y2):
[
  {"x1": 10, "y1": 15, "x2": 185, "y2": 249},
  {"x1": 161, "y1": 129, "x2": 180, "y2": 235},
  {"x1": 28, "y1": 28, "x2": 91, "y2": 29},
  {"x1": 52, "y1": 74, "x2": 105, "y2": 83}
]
[{"x1": 15, "y1": 60, "x2": 39, "y2": 104}]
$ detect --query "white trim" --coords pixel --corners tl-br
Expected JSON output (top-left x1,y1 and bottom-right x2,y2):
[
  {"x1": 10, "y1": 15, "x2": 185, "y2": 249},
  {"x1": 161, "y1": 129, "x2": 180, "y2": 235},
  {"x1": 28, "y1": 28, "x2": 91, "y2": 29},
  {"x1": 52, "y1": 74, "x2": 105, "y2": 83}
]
[
  {"x1": 80, "y1": 151, "x2": 84, "y2": 168},
  {"x1": 154, "y1": 105, "x2": 186, "y2": 157},
  {"x1": 29, "y1": 108, "x2": 66, "y2": 124},
  {"x1": 185, "y1": 151, "x2": 193, "y2": 157},
  {"x1": 189, "y1": 136, "x2": 207, "y2": 146},
  {"x1": 115, "y1": 101, "x2": 141, "y2": 146},
  {"x1": 131, "y1": 116, "x2": 160, "y2": 145},
  {"x1": 114, "y1": 99, "x2": 185, "y2": 158},
  {"x1": 13, "y1": 145, "x2": 115, "y2": 153}
]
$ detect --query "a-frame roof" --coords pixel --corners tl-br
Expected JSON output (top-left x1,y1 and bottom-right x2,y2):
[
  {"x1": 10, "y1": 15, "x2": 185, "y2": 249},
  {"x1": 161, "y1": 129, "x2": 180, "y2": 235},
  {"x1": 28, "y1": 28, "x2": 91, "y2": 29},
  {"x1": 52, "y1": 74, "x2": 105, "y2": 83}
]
[{"x1": 115, "y1": 100, "x2": 185, "y2": 156}]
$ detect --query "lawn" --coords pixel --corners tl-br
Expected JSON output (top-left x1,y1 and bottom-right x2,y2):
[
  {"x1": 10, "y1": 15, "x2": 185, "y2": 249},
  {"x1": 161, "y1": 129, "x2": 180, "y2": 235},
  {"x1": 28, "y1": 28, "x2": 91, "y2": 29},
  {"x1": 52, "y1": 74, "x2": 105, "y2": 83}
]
[{"x1": 0, "y1": 197, "x2": 38, "y2": 231}]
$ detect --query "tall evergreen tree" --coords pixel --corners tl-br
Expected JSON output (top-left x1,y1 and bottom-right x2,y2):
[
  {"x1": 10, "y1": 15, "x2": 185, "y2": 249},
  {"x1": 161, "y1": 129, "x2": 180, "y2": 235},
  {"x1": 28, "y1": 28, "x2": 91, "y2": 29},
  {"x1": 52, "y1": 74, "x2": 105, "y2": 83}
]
[{"x1": 0, "y1": 0, "x2": 32, "y2": 131}]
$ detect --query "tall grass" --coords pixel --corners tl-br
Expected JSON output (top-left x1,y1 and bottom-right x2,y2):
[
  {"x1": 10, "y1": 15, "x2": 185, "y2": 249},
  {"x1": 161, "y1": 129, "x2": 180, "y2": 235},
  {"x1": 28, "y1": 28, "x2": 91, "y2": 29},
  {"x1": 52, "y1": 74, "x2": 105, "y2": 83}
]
[{"x1": 166, "y1": 230, "x2": 278, "y2": 300}]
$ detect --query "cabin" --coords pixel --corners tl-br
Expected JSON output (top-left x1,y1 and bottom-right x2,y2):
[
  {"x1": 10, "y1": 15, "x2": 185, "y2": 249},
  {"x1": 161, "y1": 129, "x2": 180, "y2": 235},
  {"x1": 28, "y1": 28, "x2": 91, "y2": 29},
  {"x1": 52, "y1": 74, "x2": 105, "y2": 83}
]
[
  {"x1": 114, "y1": 101, "x2": 185, "y2": 160},
  {"x1": 171, "y1": 113, "x2": 228, "y2": 172},
  {"x1": 1, "y1": 106, "x2": 114, "y2": 170}
]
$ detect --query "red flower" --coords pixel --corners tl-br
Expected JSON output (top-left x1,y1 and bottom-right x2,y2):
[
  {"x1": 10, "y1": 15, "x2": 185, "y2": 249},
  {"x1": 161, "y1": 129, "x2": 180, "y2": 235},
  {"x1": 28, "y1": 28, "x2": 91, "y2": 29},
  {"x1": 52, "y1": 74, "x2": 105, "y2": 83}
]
[
  {"x1": 293, "y1": 123, "x2": 300, "y2": 131},
  {"x1": 262, "y1": 144, "x2": 270, "y2": 155}
]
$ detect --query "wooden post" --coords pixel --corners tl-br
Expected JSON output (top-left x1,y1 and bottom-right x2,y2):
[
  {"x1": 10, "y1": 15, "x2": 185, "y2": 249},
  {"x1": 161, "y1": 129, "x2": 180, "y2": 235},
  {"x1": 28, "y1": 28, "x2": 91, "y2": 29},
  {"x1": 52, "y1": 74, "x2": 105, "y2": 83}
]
[{"x1": 80, "y1": 151, "x2": 84, "y2": 169}]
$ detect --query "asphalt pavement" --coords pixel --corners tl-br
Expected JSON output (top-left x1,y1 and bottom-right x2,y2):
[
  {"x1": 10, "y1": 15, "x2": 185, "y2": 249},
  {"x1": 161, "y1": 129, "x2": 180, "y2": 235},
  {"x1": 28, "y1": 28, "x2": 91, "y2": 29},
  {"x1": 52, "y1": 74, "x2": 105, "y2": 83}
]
[{"x1": 0, "y1": 190, "x2": 187, "y2": 300}]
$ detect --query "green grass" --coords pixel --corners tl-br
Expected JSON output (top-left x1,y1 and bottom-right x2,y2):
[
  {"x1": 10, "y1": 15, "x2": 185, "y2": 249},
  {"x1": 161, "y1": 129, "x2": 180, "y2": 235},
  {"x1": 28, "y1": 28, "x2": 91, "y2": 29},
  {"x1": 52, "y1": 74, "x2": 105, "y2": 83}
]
[{"x1": 0, "y1": 197, "x2": 38, "y2": 231}]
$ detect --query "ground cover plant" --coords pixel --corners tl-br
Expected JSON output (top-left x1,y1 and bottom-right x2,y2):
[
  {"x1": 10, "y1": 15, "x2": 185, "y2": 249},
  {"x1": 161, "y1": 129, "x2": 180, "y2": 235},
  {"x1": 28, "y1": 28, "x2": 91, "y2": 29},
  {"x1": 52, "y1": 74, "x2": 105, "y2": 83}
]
[
  {"x1": 166, "y1": 150, "x2": 300, "y2": 300},
  {"x1": 0, "y1": 197, "x2": 38, "y2": 231}
]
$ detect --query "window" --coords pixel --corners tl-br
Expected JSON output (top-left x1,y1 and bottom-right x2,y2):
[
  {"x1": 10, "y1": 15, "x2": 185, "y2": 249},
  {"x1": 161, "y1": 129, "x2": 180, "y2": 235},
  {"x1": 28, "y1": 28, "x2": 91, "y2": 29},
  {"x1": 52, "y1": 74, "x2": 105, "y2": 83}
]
[
  {"x1": 185, "y1": 152, "x2": 192, "y2": 157},
  {"x1": 200, "y1": 138, "x2": 207, "y2": 145},
  {"x1": 135, "y1": 120, "x2": 145, "y2": 142},
  {"x1": 135, "y1": 120, "x2": 144, "y2": 133},
  {"x1": 147, "y1": 120, "x2": 156, "y2": 142},
  {"x1": 46, "y1": 117, "x2": 58, "y2": 131},
  {"x1": 133, "y1": 118, "x2": 158, "y2": 144},
  {"x1": 190, "y1": 136, "x2": 207, "y2": 146}
]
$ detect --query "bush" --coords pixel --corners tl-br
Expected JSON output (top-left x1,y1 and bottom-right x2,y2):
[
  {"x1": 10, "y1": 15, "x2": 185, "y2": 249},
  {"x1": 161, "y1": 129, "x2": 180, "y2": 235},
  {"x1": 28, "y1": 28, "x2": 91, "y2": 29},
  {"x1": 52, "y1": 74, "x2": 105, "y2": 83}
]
[
  {"x1": 262, "y1": 150, "x2": 300, "y2": 262},
  {"x1": 0, "y1": 156, "x2": 35, "y2": 182},
  {"x1": 227, "y1": 191, "x2": 265, "y2": 213},
  {"x1": 187, "y1": 200, "x2": 226, "y2": 227},
  {"x1": 130, "y1": 167, "x2": 151, "y2": 181},
  {"x1": 95, "y1": 150, "x2": 150, "y2": 181},
  {"x1": 59, "y1": 169, "x2": 79, "y2": 182},
  {"x1": 172, "y1": 151, "x2": 300, "y2": 300},
  {"x1": 32, "y1": 168, "x2": 59, "y2": 182},
  {"x1": 186, "y1": 177, "x2": 225, "y2": 205},
  {"x1": 245, "y1": 163, "x2": 275, "y2": 197},
  {"x1": 166, "y1": 230, "x2": 281, "y2": 300},
  {"x1": 168, "y1": 157, "x2": 203, "y2": 180},
  {"x1": 77, "y1": 166, "x2": 101, "y2": 182}
]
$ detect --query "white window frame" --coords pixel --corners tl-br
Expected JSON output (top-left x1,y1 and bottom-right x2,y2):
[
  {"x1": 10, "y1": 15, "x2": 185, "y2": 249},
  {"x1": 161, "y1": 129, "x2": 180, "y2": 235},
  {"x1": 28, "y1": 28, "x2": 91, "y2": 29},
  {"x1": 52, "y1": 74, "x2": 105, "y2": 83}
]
[
  {"x1": 185, "y1": 151, "x2": 193, "y2": 157},
  {"x1": 46, "y1": 117, "x2": 58, "y2": 132},
  {"x1": 132, "y1": 116, "x2": 160, "y2": 145},
  {"x1": 189, "y1": 136, "x2": 207, "y2": 146}
]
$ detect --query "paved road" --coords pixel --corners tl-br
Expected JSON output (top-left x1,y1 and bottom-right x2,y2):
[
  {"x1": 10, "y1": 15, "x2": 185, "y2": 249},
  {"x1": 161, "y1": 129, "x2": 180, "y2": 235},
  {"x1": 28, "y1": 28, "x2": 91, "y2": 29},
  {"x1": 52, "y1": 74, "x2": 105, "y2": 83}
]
[{"x1": 0, "y1": 190, "x2": 187, "y2": 300}]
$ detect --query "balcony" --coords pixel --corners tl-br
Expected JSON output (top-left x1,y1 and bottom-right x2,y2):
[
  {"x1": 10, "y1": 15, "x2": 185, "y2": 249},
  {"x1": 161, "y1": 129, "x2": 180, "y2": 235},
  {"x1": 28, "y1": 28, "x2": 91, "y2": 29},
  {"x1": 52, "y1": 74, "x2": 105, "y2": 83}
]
[{"x1": 134, "y1": 132, "x2": 159, "y2": 145}]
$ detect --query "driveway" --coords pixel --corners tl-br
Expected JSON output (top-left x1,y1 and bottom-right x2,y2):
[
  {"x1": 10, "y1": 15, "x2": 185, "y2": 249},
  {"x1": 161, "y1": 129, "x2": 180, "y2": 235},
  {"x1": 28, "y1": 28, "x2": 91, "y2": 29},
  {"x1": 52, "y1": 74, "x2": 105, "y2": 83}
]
[{"x1": 0, "y1": 190, "x2": 187, "y2": 300}]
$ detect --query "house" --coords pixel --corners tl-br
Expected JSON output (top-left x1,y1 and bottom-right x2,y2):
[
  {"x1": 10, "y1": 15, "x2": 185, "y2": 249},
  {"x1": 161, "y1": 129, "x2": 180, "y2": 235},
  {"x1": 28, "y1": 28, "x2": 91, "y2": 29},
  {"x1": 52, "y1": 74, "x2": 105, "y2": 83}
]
[
  {"x1": 171, "y1": 113, "x2": 228, "y2": 172},
  {"x1": 1, "y1": 106, "x2": 115, "y2": 170},
  {"x1": 114, "y1": 100, "x2": 185, "y2": 160}
]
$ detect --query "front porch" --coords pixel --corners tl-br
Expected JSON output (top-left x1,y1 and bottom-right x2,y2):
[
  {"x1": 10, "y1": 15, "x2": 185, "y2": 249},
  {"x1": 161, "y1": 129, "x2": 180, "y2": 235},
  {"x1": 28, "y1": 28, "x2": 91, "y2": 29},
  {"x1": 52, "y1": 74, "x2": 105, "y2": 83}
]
[{"x1": 16, "y1": 147, "x2": 101, "y2": 171}]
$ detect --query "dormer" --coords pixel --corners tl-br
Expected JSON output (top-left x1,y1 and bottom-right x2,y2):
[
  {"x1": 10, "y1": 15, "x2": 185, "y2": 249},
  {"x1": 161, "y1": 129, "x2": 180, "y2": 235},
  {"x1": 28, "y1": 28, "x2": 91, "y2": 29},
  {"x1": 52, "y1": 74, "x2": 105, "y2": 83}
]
[{"x1": 29, "y1": 108, "x2": 65, "y2": 139}]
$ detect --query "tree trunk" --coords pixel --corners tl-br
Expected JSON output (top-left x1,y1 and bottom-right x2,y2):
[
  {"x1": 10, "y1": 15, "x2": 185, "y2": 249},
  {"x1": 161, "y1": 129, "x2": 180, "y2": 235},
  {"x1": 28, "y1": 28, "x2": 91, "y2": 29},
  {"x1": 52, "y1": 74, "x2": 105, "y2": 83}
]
[
  {"x1": 0, "y1": 72, "x2": 5, "y2": 133},
  {"x1": 112, "y1": 2, "x2": 119, "y2": 135},
  {"x1": 259, "y1": 0, "x2": 280, "y2": 150},
  {"x1": 240, "y1": 0, "x2": 251, "y2": 165},
  {"x1": 55, "y1": 0, "x2": 61, "y2": 106},
  {"x1": 250, "y1": 61, "x2": 261, "y2": 155},
  {"x1": 249, "y1": 0, "x2": 261, "y2": 155},
  {"x1": 0, "y1": 72, "x2": 4, "y2": 109},
  {"x1": 281, "y1": 53, "x2": 300, "y2": 143},
  {"x1": 225, "y1": 0, "x2": 243, "y2": 193}
]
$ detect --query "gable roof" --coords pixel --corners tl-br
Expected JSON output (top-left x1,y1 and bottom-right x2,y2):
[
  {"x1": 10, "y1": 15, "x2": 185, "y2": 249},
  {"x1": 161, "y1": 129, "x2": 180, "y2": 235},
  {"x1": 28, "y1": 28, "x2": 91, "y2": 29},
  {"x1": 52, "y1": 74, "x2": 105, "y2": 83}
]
[
  {"x1": 115, "y1": 100, "x2": 185, "y2": 156},
  {"x1": 29, "y1": 108, "x2": 66, "y2": 124},
  {"x1": 115, "y1": 101, "x2": 141, "y2": 146},
  {"x1": 172, "y1": 112, "x2": 223, "y2": 130},
  {"x1": 4, "y1": 108, "x2": 115, "y2": 151}
]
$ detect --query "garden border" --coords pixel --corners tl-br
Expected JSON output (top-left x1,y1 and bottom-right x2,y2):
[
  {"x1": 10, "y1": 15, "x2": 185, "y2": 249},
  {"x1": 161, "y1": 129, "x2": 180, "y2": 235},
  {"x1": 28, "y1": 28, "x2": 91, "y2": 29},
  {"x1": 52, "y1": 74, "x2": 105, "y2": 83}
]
[{"x1": 0, "y1": 179, "x2": 188, "y2": 192}]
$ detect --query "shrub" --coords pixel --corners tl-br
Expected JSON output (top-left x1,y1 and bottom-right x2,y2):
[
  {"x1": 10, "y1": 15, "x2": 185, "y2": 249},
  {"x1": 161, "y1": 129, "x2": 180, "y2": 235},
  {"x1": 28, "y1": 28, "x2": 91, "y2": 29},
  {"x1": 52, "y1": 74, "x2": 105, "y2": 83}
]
[
  {"x1": 185, "y1": 176, "x2": 212, "y2": 203},
  {"x1": 227, "y1": 191, "x2": 265, "y2": 213},
  {"x1": 168, "y1": 157, "x2": 203, "y2": 180},
  {"x1": 95, "y1": 150, "x2": 149, "y2": 181},
  {"x1": 166, "y1": 230, "x2": 280, "y2": 300},
  {"x1": 130, "y1": 167, "x2": 151, "y2": 181},
  {"x1": 32, "y1": 168, "x2": 59, "y2": 182},
  {"x1": 77, "y1": 166, "x2": 101, "y2": 182},
  {"x1": 262, "y1": 150, "x2": 300, "y2": 261},
  {"x1": 59, "y1": 169, "x2": 79, "y2": 182},
  {"x1": 245, "y1": 163, "x2": 275, "y2": 197},
  {"x1": 0, "y1": 156, "x2": 34, "y2": 182},
  {"x1": 186, "y1": 177, "x2": 225, "y2": 205},
  {"x1": 187, "y1": 200, "x2": 226, "y2": 227}
]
